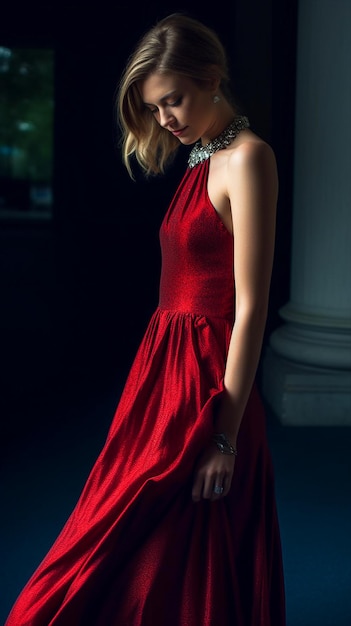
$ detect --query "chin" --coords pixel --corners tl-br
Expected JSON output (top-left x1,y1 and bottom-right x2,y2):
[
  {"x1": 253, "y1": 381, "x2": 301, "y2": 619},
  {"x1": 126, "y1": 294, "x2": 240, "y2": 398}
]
[{"x1": 178, "y1": 136, "x2": 197, "y2": 146}]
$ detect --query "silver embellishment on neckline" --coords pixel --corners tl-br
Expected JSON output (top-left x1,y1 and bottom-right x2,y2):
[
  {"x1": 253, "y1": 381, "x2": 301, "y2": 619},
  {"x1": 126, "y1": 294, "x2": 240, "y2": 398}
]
[{"x1": 187, "y1": 116, "x2": 250, "y2": 168}]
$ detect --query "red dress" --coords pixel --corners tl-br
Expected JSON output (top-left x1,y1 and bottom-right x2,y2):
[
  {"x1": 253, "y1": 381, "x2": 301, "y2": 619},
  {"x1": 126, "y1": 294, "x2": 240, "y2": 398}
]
[{"x1": 6, "y1": 160, "x2": 285, "y2": 625}]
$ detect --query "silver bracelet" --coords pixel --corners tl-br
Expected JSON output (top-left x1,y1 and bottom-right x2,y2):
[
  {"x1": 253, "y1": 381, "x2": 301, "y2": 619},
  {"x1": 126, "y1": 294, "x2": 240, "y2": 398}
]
[{"x1": 213, "y1": 432, "x2": 238, "y2": 456}]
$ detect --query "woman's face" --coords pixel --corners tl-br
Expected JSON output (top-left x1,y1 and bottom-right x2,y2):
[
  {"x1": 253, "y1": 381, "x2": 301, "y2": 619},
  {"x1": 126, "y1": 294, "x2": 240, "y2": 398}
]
[{"x1": 139, "y1": 72, "x2": 218, "y2": 145}]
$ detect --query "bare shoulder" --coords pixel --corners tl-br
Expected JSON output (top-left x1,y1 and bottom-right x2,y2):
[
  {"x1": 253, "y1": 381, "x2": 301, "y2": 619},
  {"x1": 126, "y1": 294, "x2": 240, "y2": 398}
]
[
  {"x1": 207, "y1": 131, "x2": 277, "y2": 231},
  {"x1": 226, "y1": 131, "x2": 277, "y2": 181},
  {"x1": 222, "y1": 131, "x2": 278, "y2": 220}
]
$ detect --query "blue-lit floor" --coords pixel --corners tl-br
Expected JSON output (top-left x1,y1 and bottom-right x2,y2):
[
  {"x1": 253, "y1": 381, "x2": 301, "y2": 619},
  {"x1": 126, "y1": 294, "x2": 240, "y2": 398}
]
[{"x1": 1, "y1": 365, "x2": 351, "y2": 626}]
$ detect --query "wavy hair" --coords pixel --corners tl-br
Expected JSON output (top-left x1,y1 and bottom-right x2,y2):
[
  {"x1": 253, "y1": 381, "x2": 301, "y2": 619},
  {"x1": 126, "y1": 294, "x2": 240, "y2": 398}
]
[{"x1": 116, "y1": 13, "x2": 232, "y2": 178}]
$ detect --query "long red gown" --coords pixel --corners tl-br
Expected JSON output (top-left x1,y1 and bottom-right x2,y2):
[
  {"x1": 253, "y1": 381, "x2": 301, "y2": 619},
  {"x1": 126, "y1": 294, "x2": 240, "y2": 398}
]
[{"x1": 6, "y1": 159, "x2": 286, "y2": 625}]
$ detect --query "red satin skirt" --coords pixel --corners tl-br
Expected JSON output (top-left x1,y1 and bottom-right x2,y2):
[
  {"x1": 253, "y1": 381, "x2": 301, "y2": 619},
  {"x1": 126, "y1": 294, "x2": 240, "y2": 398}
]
[{"x1": 5, "y1": 307, "x2": 285, "y2": 625}]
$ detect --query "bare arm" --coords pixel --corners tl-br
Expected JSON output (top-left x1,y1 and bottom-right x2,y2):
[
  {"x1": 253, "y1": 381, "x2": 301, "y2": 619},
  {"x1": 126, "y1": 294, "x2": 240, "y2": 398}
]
[
  {"x1": 192, "y1": 139, "x2": 278, "y2": 502},
  {"x1": 218, "y1": 139, "x2": 278, "y2": 439}
]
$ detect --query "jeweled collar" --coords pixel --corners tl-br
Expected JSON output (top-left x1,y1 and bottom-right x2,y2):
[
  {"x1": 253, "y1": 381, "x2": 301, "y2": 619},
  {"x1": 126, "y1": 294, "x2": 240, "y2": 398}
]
[{"x1": 187, "y1": 115, "x2": 250, "y2": 168}]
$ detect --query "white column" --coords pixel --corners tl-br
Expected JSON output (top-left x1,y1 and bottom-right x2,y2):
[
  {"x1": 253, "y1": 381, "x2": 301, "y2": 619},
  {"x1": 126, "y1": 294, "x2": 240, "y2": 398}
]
[{"x1": 262, "y1": 0, "x2": 351, "y2": 425}]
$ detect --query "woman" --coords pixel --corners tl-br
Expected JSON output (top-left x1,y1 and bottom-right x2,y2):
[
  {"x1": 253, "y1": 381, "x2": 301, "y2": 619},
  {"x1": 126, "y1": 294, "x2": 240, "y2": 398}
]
[{"x1": 6, "y1": 13, "x2": 285, "y2": 626}]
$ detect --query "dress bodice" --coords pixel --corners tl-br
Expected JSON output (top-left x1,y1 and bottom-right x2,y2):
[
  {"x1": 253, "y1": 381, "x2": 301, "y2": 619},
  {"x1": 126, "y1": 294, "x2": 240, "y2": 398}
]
[{"x1": 159, "y1": 160, "x2": 234, "y2": 320}]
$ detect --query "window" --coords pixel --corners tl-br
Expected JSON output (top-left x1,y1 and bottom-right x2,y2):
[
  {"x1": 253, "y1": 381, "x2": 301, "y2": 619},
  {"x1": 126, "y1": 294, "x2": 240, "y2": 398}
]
[{"x1": 0, "y1": 47, "x2": 54, "y2": 220}]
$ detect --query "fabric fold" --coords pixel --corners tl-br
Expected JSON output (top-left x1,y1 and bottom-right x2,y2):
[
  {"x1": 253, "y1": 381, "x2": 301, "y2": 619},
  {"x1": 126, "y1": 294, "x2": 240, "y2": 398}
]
[{"x1": 6, "y1": 159, "x2": 285, "y2": 626}]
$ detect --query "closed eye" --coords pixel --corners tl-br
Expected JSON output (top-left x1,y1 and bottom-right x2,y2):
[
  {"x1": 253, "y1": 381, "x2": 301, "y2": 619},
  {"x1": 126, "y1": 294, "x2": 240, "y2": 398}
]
[
  {"x1": 146, "y1": 96, "x2": 183, "y2": 115},
  {"x1": 169, "y1": 97, "x2": 182, "y2": 107}
]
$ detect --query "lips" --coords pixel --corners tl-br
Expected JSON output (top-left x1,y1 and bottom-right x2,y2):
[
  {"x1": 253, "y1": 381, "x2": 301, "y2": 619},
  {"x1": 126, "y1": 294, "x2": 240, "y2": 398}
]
[{"x1": 170, "y1": 127, "x2": 188, "y2": 137}]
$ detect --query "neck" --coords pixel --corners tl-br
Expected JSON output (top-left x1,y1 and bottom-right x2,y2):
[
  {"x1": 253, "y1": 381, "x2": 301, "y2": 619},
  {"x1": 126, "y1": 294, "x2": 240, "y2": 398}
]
[
  {"x1": 188, "y1": 115, "x2": 250, "y2": 168},
  {"x1": 201, "y1": 102, "x2": 237, "y2": 146}
]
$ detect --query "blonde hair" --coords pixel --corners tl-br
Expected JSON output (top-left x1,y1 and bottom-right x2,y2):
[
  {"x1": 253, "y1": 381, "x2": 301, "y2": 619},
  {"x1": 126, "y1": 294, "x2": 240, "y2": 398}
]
[{"x1": 116, "y1": 13, "x2": 232, "y2": 178}]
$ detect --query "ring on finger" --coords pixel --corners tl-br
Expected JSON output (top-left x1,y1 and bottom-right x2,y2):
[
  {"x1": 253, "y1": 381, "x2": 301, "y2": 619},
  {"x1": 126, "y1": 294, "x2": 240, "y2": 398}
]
[{"x1": 213, "y1": 484, "x2": 224, "y2": 495}]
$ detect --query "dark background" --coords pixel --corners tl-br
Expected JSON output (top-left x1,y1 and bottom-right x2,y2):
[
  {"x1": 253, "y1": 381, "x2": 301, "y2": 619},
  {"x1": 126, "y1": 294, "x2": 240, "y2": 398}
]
[
  {"x1": 0, "y1": 2, "x2": 297, "y2": 441},
  {"x1": 3, "y1": 5, "x2": 351, "y2": 626}
]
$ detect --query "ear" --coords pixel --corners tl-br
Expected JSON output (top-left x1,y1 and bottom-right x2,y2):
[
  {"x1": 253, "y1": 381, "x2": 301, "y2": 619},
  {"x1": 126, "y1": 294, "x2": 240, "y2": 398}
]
[{"x1": 205, "y1": 65, "x2": 221, "y2": 93}]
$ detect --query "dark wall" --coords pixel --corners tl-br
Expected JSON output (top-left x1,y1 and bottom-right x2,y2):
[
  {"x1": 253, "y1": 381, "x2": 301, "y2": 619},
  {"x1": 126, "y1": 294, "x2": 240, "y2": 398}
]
[{"x1": 0, "y1": 2, "x2": 297, "y2": 435}]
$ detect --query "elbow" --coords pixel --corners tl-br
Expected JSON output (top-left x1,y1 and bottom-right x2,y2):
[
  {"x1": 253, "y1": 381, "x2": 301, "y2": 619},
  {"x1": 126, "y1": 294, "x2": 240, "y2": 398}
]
[{"x1": 235, "y1": 298, "x2": 269, "y2": 329}]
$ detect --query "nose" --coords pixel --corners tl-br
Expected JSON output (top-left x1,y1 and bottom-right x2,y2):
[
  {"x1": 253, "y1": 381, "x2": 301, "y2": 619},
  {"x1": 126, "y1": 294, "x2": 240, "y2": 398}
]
[{"x1": 159, "y1": 107, "x2": 176, "y2": 128}]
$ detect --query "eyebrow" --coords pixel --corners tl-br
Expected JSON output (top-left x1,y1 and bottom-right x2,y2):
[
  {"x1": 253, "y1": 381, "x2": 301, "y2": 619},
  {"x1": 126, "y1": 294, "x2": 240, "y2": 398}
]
[{"x1": 143, "y1": 90, "x2": 178, "y2": 106}]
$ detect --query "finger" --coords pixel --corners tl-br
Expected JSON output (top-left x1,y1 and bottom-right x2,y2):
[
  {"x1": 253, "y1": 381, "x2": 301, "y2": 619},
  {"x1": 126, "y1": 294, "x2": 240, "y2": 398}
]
[
  {"x1": 203, "y1": 472, "x2": 217, "y2": 500},
  {"x1": 209, "y1": 474, "x2": 225, "y2": 501},
  {"x1": 211, "y1": 471, "x2": 233, "y2": 500},
  {"x1": 211, "y1": 484, "x2": 224, "y2": 500},
  {"x1": 192, "y1": 473, "x2": 204, "y2": 502}
]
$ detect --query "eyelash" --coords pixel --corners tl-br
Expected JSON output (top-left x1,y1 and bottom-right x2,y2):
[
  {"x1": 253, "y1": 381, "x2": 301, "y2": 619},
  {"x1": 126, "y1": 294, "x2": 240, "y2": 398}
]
[
  {"x1": 149, "y1": 97, "x2": 182, "y2": 115},
  {"x1": 170, "y1": 97, "x2": 182, "y2": 107}
]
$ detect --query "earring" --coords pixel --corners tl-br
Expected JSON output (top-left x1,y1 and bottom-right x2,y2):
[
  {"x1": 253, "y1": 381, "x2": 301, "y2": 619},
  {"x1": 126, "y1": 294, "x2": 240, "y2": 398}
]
[{"x1": 213, "y1": 95, "x2": 220, "y2": 104}]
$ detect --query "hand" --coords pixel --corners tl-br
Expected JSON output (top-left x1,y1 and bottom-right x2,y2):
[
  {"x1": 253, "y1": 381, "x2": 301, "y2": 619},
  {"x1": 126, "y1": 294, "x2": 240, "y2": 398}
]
[{"x1": 191, "y1": 443, "x2": 236, "y2": 502}]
